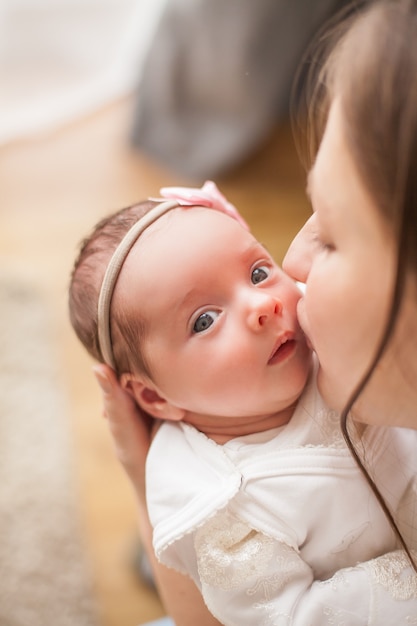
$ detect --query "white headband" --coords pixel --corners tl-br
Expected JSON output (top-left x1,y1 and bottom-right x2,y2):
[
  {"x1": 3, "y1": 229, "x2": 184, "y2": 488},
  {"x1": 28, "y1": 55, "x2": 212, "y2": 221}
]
[{"x1": 97, "y1": 199, "x2": 179, "y2": 369}]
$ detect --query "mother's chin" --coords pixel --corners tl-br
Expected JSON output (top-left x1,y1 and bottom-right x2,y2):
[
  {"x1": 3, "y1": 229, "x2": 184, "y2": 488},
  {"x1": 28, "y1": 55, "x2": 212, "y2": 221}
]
[{"x1": 315, "y1": 366, "x2": 349, "y2": 415}]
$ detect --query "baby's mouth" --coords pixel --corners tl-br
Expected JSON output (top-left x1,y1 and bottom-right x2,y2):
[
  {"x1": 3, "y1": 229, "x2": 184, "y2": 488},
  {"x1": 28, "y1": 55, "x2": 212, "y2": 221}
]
[{"x1": 268, "y1": 335, "x2": 296, "y2": 365}]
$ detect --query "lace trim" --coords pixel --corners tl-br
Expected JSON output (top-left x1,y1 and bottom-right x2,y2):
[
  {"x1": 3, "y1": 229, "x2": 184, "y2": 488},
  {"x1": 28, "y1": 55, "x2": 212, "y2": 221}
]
[
  {"x1": 313, "y1": 407, "x2": 346, "y2": 448},
  {"x1": 195, "y1": 510, "x2": 276, "y2": 590},
  {"x1": 322, "y1": 605, "x2": 350, "y2": 626},
  {"x1": 365, "y1": 551, "x2": 417, "y2": 601},
  {"x1": 196, "y1": 512, "x2": 311, "y2": 626},
  {"x1": 319, "y1": 568, "x2": 353, "y2": 591}
]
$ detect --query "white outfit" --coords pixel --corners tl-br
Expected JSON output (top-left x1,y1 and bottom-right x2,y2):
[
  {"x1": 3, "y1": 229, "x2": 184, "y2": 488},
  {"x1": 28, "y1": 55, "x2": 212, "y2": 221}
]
[{"x1": 146, "y1": 368, "x2": 417, "y2": 625}]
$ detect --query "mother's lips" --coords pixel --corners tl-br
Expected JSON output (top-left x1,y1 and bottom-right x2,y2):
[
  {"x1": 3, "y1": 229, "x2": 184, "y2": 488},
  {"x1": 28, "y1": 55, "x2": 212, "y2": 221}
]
[{"x1": 296, "y1": 299, "x2": 314, "y2": 350}]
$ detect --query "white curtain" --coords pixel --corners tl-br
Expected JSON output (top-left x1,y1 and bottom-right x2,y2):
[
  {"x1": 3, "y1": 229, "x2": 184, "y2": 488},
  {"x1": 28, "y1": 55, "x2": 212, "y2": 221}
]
[{"x1": 0, "y1": 0, "x2": 168, "y2": 144}]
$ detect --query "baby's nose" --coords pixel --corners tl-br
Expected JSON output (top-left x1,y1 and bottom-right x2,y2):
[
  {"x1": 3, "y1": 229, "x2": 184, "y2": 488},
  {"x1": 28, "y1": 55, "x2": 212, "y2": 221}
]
[{"x1": 247, "y1": 294, "x2": 282, "y2": 331}]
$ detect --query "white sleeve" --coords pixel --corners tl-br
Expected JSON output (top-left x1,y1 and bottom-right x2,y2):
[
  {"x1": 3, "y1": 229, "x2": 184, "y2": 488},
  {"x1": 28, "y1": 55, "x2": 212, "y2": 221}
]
[{"x1": 194, "y1": 511, "x2": 417, "y2": 626}]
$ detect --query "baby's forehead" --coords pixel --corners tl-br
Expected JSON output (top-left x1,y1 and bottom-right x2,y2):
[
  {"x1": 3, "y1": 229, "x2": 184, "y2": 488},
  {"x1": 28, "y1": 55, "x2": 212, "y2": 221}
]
[
  {"x1": 146, "y1": 204, "x2": 227, "y2": 227},
  {"x1": 135, "y1": 205, "x2": 249, "y2": 250},
  {"x1": 120, "y1": 206, "x2": 258, "y2": 286}
]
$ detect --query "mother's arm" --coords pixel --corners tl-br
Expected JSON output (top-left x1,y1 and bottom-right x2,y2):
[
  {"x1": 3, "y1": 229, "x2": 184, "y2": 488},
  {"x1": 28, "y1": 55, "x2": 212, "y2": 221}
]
[{"x1": 93, "y1": 365, "x2": 221, "y2": 626}]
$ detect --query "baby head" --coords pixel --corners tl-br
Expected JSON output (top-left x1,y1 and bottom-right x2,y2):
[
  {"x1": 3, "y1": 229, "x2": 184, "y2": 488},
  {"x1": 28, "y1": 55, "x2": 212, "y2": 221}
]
[
  {"x1": 69, "y1": 183, "x2": 311, "y2": 427},
  {"x1": 69, "y1": 182, "x2": 249, "y2": 378}
]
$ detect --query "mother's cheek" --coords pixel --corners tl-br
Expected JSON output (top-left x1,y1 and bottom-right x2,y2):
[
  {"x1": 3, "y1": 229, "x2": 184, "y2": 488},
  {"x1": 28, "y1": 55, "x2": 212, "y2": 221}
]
[{"x1": 296, "y1": 297, "x2": 315, "y2": 351}]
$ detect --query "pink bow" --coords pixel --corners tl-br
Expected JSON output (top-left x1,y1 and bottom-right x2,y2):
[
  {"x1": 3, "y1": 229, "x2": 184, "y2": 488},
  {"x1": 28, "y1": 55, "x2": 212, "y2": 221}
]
[{"x1": 152, "y1": 180, "x2": 249, "y2": 231}]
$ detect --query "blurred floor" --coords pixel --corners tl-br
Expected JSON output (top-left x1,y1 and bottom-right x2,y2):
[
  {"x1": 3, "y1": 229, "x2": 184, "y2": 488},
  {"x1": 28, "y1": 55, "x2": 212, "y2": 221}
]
[{"x1": 0, "y1": 97, "x2": 310, "y2": 626}]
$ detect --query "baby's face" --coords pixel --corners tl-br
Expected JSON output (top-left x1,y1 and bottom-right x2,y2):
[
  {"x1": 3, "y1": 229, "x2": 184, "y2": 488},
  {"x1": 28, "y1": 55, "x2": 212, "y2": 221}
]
[{"x1": 117, "y1": 207, "x2": 311, "y2": 420}]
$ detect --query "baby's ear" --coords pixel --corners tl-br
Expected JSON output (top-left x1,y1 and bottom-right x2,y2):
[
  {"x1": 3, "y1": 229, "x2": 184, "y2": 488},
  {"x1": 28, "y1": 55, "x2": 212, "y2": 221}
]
[{"x1": 120, "y1": 373, "x2": 185, "y2": 422}]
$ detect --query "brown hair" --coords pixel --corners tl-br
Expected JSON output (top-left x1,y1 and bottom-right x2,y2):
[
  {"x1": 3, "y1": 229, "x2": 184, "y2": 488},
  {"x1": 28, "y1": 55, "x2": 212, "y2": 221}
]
[
  {"x1": 69, "y1": 200, "x2": 160, "y2": 378},
  {"x1": 292, "y1": 0, "x2": 417, "y2": 567}
]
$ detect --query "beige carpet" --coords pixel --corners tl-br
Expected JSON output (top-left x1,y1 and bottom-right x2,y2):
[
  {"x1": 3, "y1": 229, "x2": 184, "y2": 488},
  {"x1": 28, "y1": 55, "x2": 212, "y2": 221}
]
[{"x1": 0, "y1": 276, "x2": 98, "y2": 626}]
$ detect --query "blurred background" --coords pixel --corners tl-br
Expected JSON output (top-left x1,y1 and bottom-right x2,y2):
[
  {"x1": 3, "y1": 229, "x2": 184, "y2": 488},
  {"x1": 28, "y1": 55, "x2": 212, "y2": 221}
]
[{"x1": 0, "y1": 0, "x2": 348, "y2": 624}]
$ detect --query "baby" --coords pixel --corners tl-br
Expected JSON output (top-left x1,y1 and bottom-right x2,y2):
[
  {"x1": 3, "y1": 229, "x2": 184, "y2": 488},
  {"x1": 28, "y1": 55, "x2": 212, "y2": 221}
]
[{"x1": 69, "y1": 182, "x2": 415, "y2": 625}]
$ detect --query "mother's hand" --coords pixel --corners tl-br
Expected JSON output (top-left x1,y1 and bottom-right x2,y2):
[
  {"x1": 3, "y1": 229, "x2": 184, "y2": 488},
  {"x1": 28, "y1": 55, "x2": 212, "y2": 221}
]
[{"x1": 93, "y1": 364, "x2": 154, "y2": 497}]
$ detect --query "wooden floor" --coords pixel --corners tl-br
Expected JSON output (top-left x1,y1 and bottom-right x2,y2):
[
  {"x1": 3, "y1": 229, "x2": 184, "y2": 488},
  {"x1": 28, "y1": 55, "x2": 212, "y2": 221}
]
[{"x1": 0, "y1": 98, "x2": 310, "y2": 626}]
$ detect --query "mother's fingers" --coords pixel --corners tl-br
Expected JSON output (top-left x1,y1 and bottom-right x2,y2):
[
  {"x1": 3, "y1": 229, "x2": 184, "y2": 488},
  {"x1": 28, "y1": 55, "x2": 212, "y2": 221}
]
[
  {"x1": 93, "y1": 364, "x2": 153, "y2": 493},
  {"x1": 94, "y1": 364, "x2": 133, "y2": 417}
]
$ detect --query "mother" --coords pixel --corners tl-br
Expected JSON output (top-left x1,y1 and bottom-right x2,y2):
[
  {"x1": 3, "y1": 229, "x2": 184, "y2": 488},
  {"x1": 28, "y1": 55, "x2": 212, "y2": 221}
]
[{"x1": 93, "y1": 1, "x2": 417, "y2": 623}]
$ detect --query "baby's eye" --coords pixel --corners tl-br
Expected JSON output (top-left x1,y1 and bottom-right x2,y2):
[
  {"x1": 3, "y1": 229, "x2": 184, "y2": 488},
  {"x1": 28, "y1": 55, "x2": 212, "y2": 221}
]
[
  {"x1": 251, "y1": 266, "x2": 270, "y2": 284},
  {"x1": 193, "y1": 310, "x2": 219, "y2": 333}
]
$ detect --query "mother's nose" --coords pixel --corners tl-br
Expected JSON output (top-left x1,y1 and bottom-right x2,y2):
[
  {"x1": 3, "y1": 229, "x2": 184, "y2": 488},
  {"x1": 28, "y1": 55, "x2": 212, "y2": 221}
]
[
  {"x1": 246, "y1": 292, "x2": 282, "y2": 331},
  {"x1": 282, "y1": 215, "x2": 315, "y2": 283}
]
